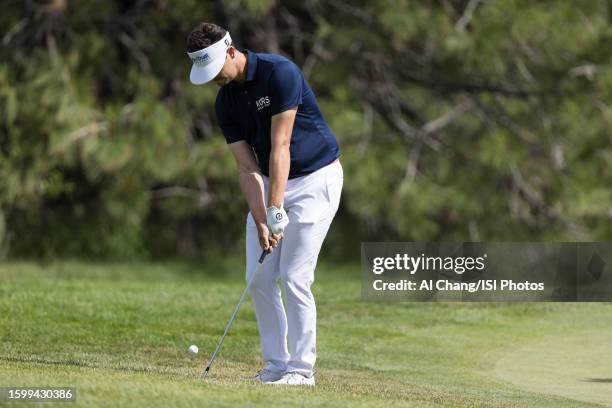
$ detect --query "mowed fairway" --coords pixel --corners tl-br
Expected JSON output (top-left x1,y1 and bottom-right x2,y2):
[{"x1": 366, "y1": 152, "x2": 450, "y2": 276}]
[{"x1": 0, "y1": 260, "x2": 611, "y2": 407}]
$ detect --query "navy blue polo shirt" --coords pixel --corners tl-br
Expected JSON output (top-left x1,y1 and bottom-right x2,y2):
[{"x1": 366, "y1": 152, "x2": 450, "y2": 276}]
[{"x1": 215, "y1": 50, "x2": 340, "y2": 179}]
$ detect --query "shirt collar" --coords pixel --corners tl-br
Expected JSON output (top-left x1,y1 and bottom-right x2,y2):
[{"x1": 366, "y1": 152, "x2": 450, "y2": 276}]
[{"x1": 244, "y1": 49, "x2": 257, "y2": 82}]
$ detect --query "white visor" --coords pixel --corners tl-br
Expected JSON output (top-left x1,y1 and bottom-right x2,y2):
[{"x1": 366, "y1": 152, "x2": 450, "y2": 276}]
[{"x1": 187, "y1": 32, "x2": 232, "y2": 85}]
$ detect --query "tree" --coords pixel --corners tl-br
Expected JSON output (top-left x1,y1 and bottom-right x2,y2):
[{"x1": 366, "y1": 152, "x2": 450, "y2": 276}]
[{"x1": 1, "y1": 0, "x2": 610, "y2": 259}]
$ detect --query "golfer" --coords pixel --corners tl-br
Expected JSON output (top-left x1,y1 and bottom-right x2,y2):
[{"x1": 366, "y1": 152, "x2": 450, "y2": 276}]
[{"x1": 186, "y1": 23, "x2": 342, "y2": 386}]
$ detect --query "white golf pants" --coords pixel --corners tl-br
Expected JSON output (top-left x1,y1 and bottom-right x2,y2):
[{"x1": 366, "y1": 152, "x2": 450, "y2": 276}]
[{"x1": 245, "y1": 160, "x2": 343, "y2": 377}]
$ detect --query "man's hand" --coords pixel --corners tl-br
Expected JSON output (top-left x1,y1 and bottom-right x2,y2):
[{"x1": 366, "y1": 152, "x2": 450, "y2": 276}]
[
  {"x1": 256, "y1": 222, "x2": 282, "y2": 253},
  {"x1": 266, "y1": 205, "x2": 289, "y2": 235}
]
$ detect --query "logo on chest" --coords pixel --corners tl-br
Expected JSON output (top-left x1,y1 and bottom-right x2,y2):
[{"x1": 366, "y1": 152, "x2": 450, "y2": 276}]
[{"x1": 255, "y1": 96, "x2": 270, "y2": 111}]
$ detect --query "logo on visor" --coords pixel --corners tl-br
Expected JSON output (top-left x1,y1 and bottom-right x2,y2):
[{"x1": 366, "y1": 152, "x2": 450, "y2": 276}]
[{"x1": 191, "y1": 53, "x2": 211, "y2": 65}]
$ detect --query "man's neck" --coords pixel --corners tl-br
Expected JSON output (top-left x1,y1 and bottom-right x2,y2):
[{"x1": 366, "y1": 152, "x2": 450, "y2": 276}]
[{"x1": 234, "y1": 50, "x2": 248, "y2": 85}]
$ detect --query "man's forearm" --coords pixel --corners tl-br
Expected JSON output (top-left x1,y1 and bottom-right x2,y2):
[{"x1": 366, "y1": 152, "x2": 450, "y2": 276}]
[
  {"x1": 238, "y1": 170, "x2": 267, "y2": 224},
  {"x1": 268, "y1": 146, "x2": 290, "y2": 208},
  {"x1": 268, "y1": 108, "x2": 296, "y2": 209}
]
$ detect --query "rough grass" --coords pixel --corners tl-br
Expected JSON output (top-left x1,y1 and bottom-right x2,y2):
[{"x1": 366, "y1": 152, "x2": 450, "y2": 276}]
[{"x1": 0, "y1": 259, "x2": 610, "y2": 407}]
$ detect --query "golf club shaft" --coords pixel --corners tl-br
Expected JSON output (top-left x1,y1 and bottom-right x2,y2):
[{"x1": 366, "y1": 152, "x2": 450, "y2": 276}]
[{"x1": 202, "y1": 250, "x2": 267, "y2": 379}]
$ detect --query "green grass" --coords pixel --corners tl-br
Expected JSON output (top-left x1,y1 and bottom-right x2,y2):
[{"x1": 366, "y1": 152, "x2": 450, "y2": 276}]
[{"x1": 0, "y1": 259, "x2": 611, "y2": 407}]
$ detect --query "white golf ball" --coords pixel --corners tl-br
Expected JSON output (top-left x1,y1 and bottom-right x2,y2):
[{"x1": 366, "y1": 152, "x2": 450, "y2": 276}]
[{"x1": 187, "y1": 344, "x2": 199, "y2": 355}]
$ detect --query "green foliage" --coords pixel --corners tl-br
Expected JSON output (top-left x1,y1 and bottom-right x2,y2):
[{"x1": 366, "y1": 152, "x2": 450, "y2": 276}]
[{"x1": 0, "y1": 1, "x2": 610, "y2": 259}]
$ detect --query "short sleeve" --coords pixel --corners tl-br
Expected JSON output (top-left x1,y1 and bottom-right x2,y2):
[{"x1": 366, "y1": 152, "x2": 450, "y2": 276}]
[
  {"x1": 215, "y1": 92, "x2": 244, "y2": 144},
  {"x1": 269, "y1": 61, "x2": 303, "y2": 115}
]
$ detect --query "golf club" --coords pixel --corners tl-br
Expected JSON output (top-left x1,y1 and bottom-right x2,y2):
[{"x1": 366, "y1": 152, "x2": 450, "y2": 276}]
[{"x1": 202, "y1": 249, "x2": 268, "y2": 379}]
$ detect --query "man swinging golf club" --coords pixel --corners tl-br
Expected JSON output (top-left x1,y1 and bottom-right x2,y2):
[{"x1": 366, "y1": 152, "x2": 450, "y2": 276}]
[{"x1": 186, "y1": 23, "x2": 343, "y2": 386}]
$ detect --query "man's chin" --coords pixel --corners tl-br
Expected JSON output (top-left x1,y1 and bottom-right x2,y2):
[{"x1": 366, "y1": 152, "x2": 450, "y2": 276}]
[{"x1": 214, "y1": 78, "x2": 230, "y2": 87}]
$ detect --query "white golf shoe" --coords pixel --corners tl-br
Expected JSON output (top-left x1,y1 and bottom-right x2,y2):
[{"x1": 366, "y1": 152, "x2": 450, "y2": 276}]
[
  {"x1": 269, "y1": 372, "x2": 315, "y2": 386},
  {"x1": 253, "y1": 369, "x2": 283, "y2": 383}
]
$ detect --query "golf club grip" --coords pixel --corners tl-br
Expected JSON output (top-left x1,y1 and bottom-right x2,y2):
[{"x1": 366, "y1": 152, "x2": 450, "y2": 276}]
[{"x1": 258, "y1": 250, "x2": 267, "y2": 263}]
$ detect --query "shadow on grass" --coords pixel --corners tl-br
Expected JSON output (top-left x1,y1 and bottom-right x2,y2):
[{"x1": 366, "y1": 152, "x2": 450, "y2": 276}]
[
  {"x1": 164, "y1": 258, "x2": 243, "y2": 281},
  {"x1": 36, "y1": 257, "x2": 246, "y2": 282},
  {"x1": 0, "y1": 355, "x2": 184, "y2": 377},
  {"x1": 0, "y1": 258, "x2": 361, "y2": 287}
]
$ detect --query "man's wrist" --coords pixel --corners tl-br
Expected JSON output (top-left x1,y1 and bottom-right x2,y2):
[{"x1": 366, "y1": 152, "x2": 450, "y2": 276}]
[
  {"x1": 252, "y1": 209, "x2": 267, "y2": 226},
  {"x1": 267, "y1": 202, "x2": 283, "y2": 210}
]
